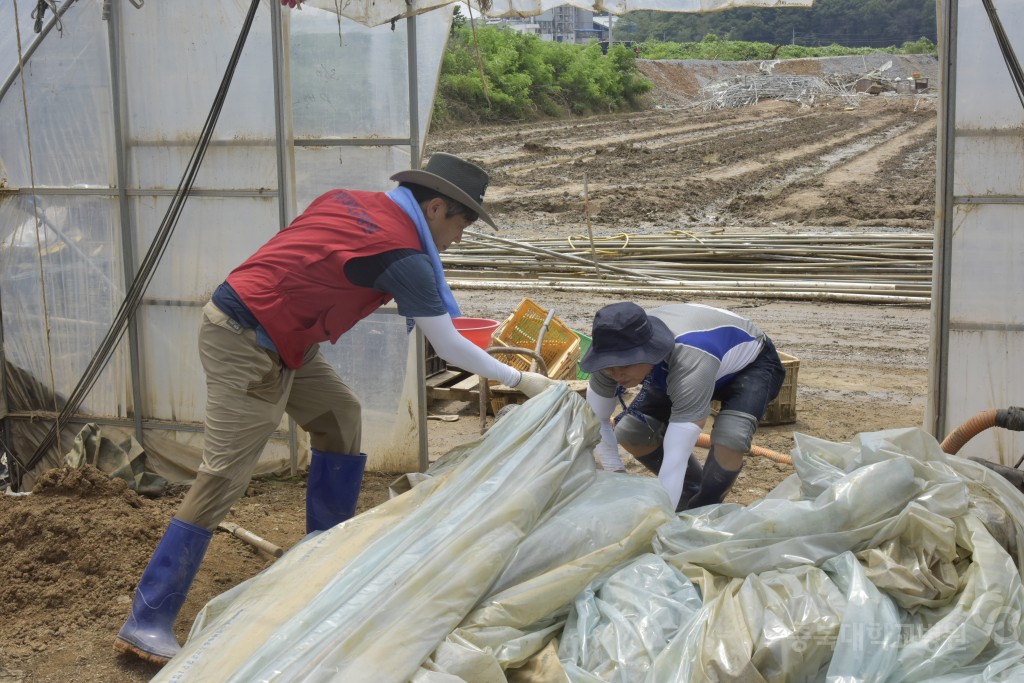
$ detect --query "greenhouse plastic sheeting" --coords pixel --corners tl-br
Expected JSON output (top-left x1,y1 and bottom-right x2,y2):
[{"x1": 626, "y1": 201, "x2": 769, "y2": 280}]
[
  {"x1": 154, "y1": 383, "x2": 676, "y2": 682},
  {"x1": 302, "y1": 0, "x2": 812, "y2": 29},
  {"x1": 643, "y1": 428, "x2": 1024, "y2": 682},
  {"x1": 1, "y1": 1, "x2": 449, "y2": 483},
  {"x1": 158, "y1": 395, "x2": 1024, "y2": 682}
]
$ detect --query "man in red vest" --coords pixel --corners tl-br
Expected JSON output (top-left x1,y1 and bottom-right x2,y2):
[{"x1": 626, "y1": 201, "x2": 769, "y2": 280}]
[{"x1": 115, "y1": 153, "x2": 557, "y2": 665}]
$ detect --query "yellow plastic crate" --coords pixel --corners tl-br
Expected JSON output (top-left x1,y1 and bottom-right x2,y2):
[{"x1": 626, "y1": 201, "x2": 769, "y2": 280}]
[{"x1": 490, "y1": 298, "x2": 581, "y2": 381}]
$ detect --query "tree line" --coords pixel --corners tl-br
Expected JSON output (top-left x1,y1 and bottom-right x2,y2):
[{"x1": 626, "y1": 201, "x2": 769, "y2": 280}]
[{"x1": 615, "y1": 0, "x2": 937, "y2": 49}]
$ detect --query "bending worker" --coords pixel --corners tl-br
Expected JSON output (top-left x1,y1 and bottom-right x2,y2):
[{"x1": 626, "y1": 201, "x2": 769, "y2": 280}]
[
  {"x1": 581, "y1": 302, "x2": 785, "y2": 511},
  {"x1": 115, "y1": 153, "x2": 558, "y2": 665}
]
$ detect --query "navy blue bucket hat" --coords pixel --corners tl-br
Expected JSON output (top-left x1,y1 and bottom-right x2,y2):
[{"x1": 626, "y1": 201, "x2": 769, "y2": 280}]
[{"x1": 580, "y1": 302, "x2": 676, "y2": 372}]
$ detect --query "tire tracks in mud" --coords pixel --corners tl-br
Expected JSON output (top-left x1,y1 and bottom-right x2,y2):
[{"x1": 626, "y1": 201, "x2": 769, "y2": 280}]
[{"x1": 429, "y1": 96, "x2": 937, "y2": 232}]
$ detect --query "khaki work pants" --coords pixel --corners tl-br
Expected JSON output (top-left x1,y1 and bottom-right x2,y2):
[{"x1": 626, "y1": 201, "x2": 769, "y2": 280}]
[{"x1": 176, "y1": 302, "x2": 361, "y2": 530}]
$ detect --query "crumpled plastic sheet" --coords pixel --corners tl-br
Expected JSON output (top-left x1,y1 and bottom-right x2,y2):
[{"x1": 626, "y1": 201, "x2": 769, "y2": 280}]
[
  {"x1": 565, "y1": 428, "x2": 1024, "y2": 683},
  {"x1": 157, "y1": 389, "x2": 1024, "y2": 682},
  {"x1": 153, "y1": 384, "x2": 672, "y2": 682},
  {"x1": 64, "y1": 422, "x2": 168, "y2": 495},
  {"x1": 413, "y1": 472, "x2": 673, "y2": 681}
]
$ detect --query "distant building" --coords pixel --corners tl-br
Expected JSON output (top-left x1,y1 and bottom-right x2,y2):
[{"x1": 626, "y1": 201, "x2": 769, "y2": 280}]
[
  {"x1": 501, "y1": 20, "x2": 541, "y2": 36},
  {"x1": 487, "y1": 6, "x2": 590, "y2": 44},
  {"x1": 485, "y1": 7, "x2": 618, "y2": 45},
  {"x1": 537, "y1": 6, "x2": 593, "y2": 43}
]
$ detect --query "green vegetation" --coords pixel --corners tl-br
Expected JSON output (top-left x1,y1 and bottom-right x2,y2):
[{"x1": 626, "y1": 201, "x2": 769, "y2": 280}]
[
  {"x1": 433, "y1": 26, "x2": 652, "y2": 128},
  {"x1": 638, "y1": 34, "x2": 936, "y2": 61},
  {"x1": 616, "y1": 0, "x2": 937, "y2": 49}
]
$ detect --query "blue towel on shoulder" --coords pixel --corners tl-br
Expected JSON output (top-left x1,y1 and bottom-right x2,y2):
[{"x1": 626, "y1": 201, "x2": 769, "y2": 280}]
[{"x1": 387, "y1": 187, "x2": 462, "y2": 324}]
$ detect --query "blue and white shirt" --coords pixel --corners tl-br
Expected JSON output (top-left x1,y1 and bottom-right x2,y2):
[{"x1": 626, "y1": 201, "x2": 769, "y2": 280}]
[{"x1": 590, "y1": 303, "x2": 766, "y2": 424}]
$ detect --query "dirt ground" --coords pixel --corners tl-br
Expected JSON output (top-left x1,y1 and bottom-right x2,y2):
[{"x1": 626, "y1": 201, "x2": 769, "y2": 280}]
[{"x1": 0, "y1": 57, "x2": 938, "y2": 682}]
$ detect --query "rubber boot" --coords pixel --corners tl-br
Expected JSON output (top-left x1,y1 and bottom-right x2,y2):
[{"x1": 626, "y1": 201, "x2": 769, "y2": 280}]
[
  {"x1": 114, "y1": 518, "x2": 213, "y2": 664},
  {"x1": 306, "y1": 449, "x2": 367, "y2": 533},
  {"x1": 635, "y1": 447, "x2": 703, "y2": 512},
  {"x1": 686, "y1": 450, "x2": 741, "y2": 509},
  {"x1": 633, "y1": 447, "x2": 665, "y2": 475},
  {"x1": 675, "y1": 455, "x2": 704, "y2": 512}
]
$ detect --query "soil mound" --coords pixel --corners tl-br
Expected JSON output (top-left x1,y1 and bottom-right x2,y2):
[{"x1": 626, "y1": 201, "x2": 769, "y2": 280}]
[{"x1": 1, "y1": 466, "x2": 166, "y2": 662}]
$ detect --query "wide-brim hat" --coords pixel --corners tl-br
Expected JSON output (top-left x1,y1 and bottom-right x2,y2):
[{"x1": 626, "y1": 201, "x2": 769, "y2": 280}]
[
  {"x1": 579, "y1": 302, "x2": 676, "y2": 372},
  {"x1": 390, "y1": 153, "x2": 497, "y2": 229}
]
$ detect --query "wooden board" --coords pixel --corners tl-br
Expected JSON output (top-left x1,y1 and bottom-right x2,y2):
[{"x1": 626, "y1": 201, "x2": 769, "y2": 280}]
[{"x1": 427, "y1": 369, "x2": 588, "y2": 415}]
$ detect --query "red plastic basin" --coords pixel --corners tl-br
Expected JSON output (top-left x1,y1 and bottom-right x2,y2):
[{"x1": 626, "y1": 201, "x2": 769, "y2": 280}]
[{"x1": 452, "y1": 317, "x2": 500, "y2": 350}]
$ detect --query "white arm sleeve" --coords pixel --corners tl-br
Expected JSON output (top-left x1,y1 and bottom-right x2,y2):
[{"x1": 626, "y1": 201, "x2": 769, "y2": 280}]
[
  {"x1": 660, "y1": 421, "x2": 703, "y2": 510},
  {"x1": 414, "y1": 314, "x2": 520, "y2": 387},
  {"x1": 587, "y1": 386, "x2": 624, "y2": 471}
]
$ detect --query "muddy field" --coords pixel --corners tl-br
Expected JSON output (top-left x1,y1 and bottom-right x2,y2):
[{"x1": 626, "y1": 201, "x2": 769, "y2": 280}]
[
  {"x1": 0, "y1": 57, "x2": 939, "y2": 682},
  {"x1": 448, "y1": 63, "x2": 937, "y2": 236}
]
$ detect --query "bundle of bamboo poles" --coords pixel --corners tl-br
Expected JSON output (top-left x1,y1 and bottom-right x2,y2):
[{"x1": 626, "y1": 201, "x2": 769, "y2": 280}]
[{"x1": 445, "y1": 229, "x2": 932, "y2": 305}]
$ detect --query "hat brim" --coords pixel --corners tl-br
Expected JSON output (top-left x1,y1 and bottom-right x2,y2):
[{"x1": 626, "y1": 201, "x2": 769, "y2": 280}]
[
  {"x1": 390, "y1": 169, "x2": 497, "y2": 229},
  {"x1": 579, "y1": 316, "x2": 675, "y2": 373}
]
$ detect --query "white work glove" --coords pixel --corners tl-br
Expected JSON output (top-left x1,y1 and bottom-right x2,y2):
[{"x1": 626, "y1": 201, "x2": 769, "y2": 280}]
[
  {"x1": 595, "y1": 436, "x2": 626, "y2": 473},
  {"x1": 516, "y1": 371, "x2": 559, "y2": 398}
]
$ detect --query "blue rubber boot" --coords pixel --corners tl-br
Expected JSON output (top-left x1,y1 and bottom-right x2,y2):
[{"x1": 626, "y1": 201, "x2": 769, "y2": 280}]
[
  {"x1": 114, "y1": 518, "x2": 212, "y2": 664},
  {"x1": 306, "y1": 449, "x2": 367, "y2": 533},
  {"x1": 686, "y1": 449, "x2": 741, "y2": 510}
]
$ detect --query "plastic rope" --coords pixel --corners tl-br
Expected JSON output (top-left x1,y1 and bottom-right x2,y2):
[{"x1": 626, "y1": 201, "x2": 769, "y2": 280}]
[{"x1": 566, "y1": 232, "x2": 630, "y2": 255}]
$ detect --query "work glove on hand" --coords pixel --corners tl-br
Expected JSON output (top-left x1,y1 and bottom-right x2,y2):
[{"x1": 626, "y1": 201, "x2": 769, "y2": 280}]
[
  {"x1": 595, "y1": 441, "x2": 626, "y2": 473},
  {"x1": 516, "y1": 371, "x2": 559, "y2": 398}
]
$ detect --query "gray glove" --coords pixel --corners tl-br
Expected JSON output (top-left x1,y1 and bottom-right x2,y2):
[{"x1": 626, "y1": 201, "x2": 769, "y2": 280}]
[{"x1": 516, "y1": 371, "x2": 559, "y2": 398}]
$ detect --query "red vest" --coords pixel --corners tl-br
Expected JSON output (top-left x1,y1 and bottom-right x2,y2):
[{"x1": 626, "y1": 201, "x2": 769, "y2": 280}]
[{"x1": 227, "y1": 190, "x2": 422, "y2": 368}]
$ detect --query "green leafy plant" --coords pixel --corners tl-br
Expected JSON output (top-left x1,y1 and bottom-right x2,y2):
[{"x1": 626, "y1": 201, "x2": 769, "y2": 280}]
[{"x1": 433, "y1": 27, "x2": 651, "y2": 128}]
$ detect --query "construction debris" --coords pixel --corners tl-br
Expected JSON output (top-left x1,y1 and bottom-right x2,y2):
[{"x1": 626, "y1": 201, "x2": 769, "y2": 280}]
[
  {"x1": 704, "y1": 75, "x2": 847, "y2": 109},
  {"x1": 651, "y1": 54, "x2": 938, "y2": 111}
]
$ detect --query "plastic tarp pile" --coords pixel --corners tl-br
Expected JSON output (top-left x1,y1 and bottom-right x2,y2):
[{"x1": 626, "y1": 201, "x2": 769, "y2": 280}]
[{"x1": 156, "y1": 384, "x2": 1024, "y2": 682}]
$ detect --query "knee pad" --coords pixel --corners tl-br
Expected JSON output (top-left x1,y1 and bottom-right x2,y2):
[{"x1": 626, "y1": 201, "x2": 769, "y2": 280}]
[
  {"x1": 711, "y1": 410, "x2": 758, "y2": 453},
  {"x1": 614, "y1": 413, "x2": 666, "y2": 450}
]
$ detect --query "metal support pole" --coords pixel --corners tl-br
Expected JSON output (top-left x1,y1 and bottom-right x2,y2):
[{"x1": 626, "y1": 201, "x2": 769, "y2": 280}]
[
  {"x1": 928, "y1": 0, "x2": 959, "y2": 440},
  {"x1": 407, "y1": 14, "x2": 427, "y2": 470},
  {"x1": 107, "y1": 0, "x2": 146, "y2": 445},
  {"x1": 271, "y1": 2, "x2": 301, "y2": 477},
  {"x1": 407, "y1": 15, "x2": 421, "y2": 169}
]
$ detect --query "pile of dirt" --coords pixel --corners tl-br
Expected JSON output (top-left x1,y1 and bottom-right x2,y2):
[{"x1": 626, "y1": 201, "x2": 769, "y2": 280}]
[
  {"x1": 0, "y1": 464, "x2": 397, "y2": 682},
  {"x1": 0, "y1": 468, "x2": 162, "y2": 669}
]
